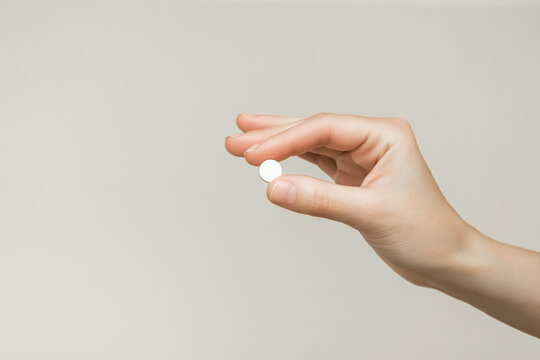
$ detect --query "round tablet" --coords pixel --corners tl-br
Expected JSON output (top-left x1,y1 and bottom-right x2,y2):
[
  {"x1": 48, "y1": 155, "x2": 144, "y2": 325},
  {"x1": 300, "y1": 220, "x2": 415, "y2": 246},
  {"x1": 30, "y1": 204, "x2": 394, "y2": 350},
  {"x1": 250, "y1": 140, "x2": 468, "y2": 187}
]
[{"x1": 259, "y1": 159, "x2": 282, "y2": 183}]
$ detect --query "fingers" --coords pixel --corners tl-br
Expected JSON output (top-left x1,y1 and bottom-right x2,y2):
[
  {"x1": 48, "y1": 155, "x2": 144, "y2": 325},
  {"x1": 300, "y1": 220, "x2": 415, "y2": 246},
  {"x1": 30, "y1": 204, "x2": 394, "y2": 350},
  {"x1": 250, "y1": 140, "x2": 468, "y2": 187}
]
[
  {"x1": 266, "y1": 174, "x2": 372, "y2": 226},
  {"x1": 227, "y1": 120, "x2": 343, "y2": 158},
  {"x1": 244, "y1": 113, "x2": 377, "y2": 166},
  {"x1": 236, "y1": 113, "x2": 303, "y2": 132},
  {"x1": 225, "y1": 120, "x2": 301, "y2": 157}
]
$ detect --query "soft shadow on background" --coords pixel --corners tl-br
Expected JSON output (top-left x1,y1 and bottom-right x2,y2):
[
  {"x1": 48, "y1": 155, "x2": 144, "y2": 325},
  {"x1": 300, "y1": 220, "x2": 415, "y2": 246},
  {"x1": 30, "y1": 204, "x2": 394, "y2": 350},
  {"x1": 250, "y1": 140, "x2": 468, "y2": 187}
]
[{"x1": 1, "y1": 0, "x2": 539, "y2": 358}]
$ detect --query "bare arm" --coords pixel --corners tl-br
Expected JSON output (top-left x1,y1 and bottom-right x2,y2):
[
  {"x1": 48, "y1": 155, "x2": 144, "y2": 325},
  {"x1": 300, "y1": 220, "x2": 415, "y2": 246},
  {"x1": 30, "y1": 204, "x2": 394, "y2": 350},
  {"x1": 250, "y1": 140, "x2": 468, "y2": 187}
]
[
  {"x1": 427, "y1": 228, "x2": 540, "y2": 337},
  {"x1": 225, "y1": 112, "x2": 540, "y2": 338}
]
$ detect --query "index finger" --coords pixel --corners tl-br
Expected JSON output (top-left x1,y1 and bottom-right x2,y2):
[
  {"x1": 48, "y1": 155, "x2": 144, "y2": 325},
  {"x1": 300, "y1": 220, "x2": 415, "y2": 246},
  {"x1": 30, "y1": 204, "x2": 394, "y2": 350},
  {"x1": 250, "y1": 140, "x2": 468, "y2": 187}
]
[
  {"x1": 236, "y1": 113, "x2": 304, "y2": 132},
  {"x1": 243, "y1": 113, "x2": 377, "y2": 166}
]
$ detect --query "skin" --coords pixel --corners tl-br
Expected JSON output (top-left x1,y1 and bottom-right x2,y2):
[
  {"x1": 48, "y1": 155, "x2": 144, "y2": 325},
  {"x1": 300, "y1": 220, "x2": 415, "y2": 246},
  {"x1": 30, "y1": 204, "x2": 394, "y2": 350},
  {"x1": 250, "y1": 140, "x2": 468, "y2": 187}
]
[{"x1": 225, "y1": 112, "x2": 540, "y2": 338}]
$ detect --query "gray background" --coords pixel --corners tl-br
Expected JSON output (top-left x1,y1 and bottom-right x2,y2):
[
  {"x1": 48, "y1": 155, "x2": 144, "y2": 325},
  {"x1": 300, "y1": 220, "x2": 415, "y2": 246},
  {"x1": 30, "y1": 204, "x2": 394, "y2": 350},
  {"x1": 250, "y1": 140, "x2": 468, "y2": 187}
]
[{"x1": 1, "y1": 0, "x2": 539, "y2": 358}]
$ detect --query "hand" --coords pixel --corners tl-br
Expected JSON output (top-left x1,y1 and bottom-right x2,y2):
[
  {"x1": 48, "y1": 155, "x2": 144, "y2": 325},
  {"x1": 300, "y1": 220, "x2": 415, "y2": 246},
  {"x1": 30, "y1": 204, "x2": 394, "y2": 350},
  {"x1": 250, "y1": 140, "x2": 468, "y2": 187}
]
[{"x1": 225, "y1": 112, "x2": 471, "y2": 286}]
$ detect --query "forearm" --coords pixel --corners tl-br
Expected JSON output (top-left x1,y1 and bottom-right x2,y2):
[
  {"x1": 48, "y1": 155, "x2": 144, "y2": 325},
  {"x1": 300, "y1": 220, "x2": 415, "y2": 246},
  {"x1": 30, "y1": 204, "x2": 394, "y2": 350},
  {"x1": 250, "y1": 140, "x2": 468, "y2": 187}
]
[{"x1": 425, "y1": 225, "x2": 540, "y2": 338}]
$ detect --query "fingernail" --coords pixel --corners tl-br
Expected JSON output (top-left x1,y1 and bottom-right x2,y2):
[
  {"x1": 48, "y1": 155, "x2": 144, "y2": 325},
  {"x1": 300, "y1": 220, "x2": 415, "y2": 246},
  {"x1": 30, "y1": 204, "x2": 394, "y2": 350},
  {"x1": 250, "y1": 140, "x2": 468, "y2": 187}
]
[
  {"x1": 269, "y1": 181, "x2": 296, "y2": 205},
  {"x1": 229, "y1": 133, "x2": 243, "y2": 138},
  {"x1": 244, "y1": 143, "x2": 259, "y2": 153}
]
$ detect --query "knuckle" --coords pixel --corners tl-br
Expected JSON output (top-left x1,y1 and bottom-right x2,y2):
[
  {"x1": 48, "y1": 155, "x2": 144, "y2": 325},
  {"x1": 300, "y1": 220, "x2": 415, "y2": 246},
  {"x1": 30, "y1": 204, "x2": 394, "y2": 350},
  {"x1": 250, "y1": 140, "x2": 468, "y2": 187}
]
[
  {"x1": 388, "y1": 117, "x2": 415, "y2": 140},
  {"x1": 390, "y1": 117, "x2": 412, "y2": 131},
  {"x1": 313, "y1": 111, "x2": 332, "y2": 119},
  {"x1": 310, "y1": 183, "x2": 330, "y2": 218}
]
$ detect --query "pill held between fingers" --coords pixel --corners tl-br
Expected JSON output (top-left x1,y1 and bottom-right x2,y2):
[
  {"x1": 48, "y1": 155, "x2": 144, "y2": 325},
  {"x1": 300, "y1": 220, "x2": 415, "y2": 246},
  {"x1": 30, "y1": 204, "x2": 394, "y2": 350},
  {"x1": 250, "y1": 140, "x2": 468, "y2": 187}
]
[{"x1": 259, "y1": 159, "x2": 282, "y2": 183}]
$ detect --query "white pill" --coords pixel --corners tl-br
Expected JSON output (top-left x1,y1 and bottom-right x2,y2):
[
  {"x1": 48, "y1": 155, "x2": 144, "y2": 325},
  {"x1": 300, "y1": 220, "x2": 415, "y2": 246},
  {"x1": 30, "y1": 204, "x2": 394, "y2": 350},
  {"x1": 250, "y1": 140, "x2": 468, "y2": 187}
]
[{"x1": 259, "y1": 159, "x2": 282, "y2": 183}]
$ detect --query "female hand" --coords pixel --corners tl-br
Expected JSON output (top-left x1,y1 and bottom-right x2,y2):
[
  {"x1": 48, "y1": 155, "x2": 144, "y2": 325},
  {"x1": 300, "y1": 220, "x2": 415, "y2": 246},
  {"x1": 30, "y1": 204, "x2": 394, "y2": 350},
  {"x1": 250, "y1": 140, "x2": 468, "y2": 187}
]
[{"x1": 225, "y1": 112, "x2": 471, "y2": 286}]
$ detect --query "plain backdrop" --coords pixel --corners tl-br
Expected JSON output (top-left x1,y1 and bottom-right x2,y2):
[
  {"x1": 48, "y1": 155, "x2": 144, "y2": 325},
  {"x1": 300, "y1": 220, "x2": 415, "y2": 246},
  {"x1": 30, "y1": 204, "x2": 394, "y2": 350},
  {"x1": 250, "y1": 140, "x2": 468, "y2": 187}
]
[{"x1": 1, "y1": 0, "x2": 539, "y2": 358}]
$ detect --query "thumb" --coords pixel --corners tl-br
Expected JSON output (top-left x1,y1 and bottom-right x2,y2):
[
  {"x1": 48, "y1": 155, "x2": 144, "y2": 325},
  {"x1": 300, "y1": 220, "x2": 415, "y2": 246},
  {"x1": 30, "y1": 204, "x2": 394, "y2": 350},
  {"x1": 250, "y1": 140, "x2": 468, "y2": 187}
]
[{"x1": 266, "y1": 175, "x2": 369, "y2": 225}]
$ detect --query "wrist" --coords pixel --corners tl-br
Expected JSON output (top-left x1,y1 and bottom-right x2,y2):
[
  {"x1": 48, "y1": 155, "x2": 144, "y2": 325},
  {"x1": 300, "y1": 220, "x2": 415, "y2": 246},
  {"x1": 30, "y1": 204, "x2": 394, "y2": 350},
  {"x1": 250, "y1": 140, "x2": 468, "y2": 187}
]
[{"x1": 421, "y1": 223, "x2": 492, "y2": 293}]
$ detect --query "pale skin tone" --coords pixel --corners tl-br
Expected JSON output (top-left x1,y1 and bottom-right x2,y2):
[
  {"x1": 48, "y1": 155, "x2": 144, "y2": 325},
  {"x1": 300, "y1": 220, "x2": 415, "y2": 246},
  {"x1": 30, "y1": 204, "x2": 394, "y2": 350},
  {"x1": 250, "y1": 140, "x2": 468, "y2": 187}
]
[{"x1": 225, "y1": 112, "x2": 540, "y2": 338}]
